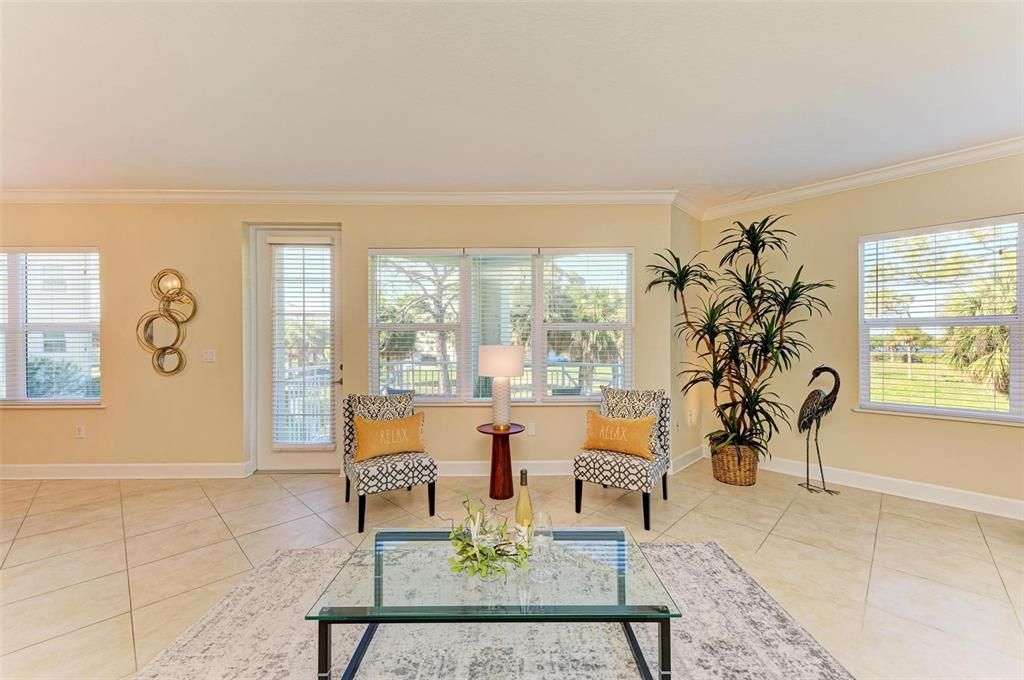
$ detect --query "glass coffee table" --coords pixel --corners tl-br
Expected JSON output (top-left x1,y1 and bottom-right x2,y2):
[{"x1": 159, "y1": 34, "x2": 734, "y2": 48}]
[{"x1": 306, "y1": 527, "x2": 679, "y2": 679}]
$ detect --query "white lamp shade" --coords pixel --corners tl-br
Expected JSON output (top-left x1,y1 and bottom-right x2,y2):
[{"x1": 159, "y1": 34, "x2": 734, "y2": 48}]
[{"x1": 478, "y1": 345, "x2": 524, "y2": 377}]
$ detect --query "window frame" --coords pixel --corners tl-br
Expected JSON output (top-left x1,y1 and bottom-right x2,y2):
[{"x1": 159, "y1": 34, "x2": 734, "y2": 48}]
[
  {"x1": 368, "y1": 247, "x2": 635, "y2": 404},
  {"x1": 466, "y1": 248, "x2": 538, "y2": 401},
  {"x1": 1, "y1": 246, "x2": 102, "y2": 406},
  {"x1": 368, "y1": 249, "x2": 465, "y2": 403},
  {"x1": 857, "y1": 214, "x2": 1023, "y2": 424},
  {"x1": 536, "y1": 247, "x2": 635, "y2": 402}
]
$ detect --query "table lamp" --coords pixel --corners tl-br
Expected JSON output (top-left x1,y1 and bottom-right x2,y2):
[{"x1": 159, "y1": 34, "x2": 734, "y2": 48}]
[{"x1": 478, "y1": 345, "x2": 524, "y2": 430}]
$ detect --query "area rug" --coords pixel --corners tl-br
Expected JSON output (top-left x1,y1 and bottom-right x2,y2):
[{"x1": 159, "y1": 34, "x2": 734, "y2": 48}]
[{"x1": 134, "y1": 542, "x2": 851, "y2": 679}]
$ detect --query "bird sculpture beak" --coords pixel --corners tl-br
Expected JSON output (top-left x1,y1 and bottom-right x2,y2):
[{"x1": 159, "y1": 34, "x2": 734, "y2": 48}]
[{"x1": 808, "y1": 376, "x2": 816, "y2": 385}]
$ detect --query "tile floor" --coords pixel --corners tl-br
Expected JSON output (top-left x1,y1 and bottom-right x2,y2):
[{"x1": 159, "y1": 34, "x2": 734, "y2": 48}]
[{"x1": 0, "y1": 460, "x2": 1021, "y2": 679}]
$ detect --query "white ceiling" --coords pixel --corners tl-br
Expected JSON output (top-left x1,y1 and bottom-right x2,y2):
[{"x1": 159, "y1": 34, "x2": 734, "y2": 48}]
[{"x1": 2, "y1": 2, "x2": 1022, "y2": 214}]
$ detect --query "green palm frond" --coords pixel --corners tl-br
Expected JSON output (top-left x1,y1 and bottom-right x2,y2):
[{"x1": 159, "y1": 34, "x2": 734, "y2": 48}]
[{"x1": 645, "y1": 250, "x2": 716, "y2": 302}]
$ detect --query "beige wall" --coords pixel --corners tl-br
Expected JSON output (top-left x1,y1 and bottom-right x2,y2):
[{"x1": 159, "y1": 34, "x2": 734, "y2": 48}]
[
  {"x1": 2, "y1": 156, "x2": 1021, "y2": 500},
  {"x1": 0, "y1": 203, "x2": 674, "y2": 467},
  {"x1": 669, "y1": 206, "x2": 704, "y2": 458},
  {"x1": 700, "y1": 155, "x2": 1024, "y2": 500}
]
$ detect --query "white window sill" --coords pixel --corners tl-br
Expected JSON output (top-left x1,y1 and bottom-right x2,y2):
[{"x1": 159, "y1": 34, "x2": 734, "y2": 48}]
[
  {"x1": 852, "y1": 407, "x2": 1023, "y2": 428},
  {"x1": 0, "y1": 402, "x2": 106, "y2": 410}
]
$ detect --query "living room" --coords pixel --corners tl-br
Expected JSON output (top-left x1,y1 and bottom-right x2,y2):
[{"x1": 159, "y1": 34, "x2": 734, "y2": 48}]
[{"x1": 0, "y1": 2, "x2": 1021, "y2": 679}]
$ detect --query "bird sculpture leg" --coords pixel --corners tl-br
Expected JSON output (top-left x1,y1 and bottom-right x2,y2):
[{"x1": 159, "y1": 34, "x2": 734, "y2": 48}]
[
  {"x1": 805, "y1": 430, "x2": 810, "y2": 486},
  {"x1": 798, "y1": 429, "x2": 821, "y2": 493},
  {"x1": 814, "y1": 420, "x2": 839, "y2": 495}
]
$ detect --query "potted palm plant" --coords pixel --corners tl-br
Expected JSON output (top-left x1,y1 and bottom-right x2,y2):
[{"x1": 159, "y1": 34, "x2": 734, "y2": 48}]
[{"x1": 646, "y1": 215, "x2": 832, "y2": 485}]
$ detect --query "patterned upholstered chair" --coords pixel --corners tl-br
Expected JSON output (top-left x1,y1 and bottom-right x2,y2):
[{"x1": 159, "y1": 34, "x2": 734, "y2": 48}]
[
  {"x1": 343, "y1": 393, "x2": 437, "y2": 532},
  {"x1": 573, "y1": 387, "x2": 671, "y2": 531}
]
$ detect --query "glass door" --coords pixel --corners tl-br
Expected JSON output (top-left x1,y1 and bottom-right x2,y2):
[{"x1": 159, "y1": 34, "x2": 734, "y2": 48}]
[{"x1": 255, "y1": 228, "x2": 342, "y2": 471}]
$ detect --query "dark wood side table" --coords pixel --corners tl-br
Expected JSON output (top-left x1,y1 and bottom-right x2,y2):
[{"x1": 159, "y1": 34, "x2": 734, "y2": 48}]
[{"x1": 476, "y1": 423, "x2": 525, "y2": 500}]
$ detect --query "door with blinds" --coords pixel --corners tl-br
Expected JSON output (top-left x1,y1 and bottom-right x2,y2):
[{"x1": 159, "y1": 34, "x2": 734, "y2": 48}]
[{"x1": 254, "y1": 228, "x2": 343, "y2": 471}]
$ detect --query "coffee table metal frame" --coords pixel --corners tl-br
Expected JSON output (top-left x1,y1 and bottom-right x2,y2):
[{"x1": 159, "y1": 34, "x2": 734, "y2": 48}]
[{"x1": 308, "y1": 528, "x2": 676, "y2": 680}]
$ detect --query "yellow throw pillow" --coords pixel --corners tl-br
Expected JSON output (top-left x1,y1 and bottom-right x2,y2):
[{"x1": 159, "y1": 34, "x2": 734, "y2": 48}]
[
  {"x1": 581, "y1": 411, "x2": 655, "y2": 460},
  {"x1": 353, "y1": 412, "x2": 425, "y2": 462}
]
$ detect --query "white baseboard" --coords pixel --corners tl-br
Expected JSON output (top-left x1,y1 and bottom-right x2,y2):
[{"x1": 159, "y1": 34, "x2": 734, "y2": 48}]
[
  {"x1": 670, "y1": 445, "x2": 705, "y2": 474},
  {"x1": 700, "y1": 450, "x2": 1023, "y2": 520},
  {"x1": 0, "y1": 460, "x2": 256, "y2": 480},
  {"x1": 8, "y1": 450, "x2": 1018, "y2": 520},
  {"x1": 0, "y1": 458, "x2": 565, "y2": 480},
  {"x1": 0, "y1": 458, "x2": 575, "y2": 480}
]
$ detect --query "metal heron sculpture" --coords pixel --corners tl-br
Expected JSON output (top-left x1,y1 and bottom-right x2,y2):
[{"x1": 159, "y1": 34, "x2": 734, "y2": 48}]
[{"x1": 797, "y1": 365, "x2": 840, "y2": 494}]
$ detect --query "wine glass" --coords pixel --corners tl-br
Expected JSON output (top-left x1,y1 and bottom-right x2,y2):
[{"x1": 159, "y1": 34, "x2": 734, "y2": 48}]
[
  {"x1": 530, "y1": 511, "x2": 554, "y2": 584},
  {"x1": 531, "y1": 511, "x2": 554, "y2": 554}
]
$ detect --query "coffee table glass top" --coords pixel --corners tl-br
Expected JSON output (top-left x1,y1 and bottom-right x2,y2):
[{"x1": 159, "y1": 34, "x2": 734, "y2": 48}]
[{"x1": 306, "y1": 527, "x2": 680, "y2": 622}]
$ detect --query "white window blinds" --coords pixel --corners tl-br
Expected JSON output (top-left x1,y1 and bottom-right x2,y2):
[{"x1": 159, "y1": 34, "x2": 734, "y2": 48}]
[
  {"x1": 469, "y1": 253, "x2": 534, "y2": 400},
  {"x1": 271, "y1": 245, "x2": 335, "y2": 446},
  {"x1": 859, "y1": 215, "x2": 1022, "y2": 421},
  {"x1": 0, "y1": 254, "x2": 6, "y2": 400},
  {"x1": 368, "y1": 248, "x2": 633, "y2": 402},
  {"x1": 541, "y1": 250, "x2": 632, "y2": 398},
  {"x1": 1, "y1": 250, "x2": 101, "y2": 402},
  {"x1": 369, "y1": 251, "x2": 463, "y2": 399}
]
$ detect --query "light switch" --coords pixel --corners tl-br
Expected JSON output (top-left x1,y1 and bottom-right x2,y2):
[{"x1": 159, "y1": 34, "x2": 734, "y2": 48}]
[
  {"x1": 202, "y1": 350, "x2": 217, "y2": 363},
  {"x1": 527, "y1": 422, "x2": 536, "y2": 435}
]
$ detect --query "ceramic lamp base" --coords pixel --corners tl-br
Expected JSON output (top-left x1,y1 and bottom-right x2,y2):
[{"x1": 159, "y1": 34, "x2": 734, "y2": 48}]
[{"x1": 491, "y1": 376, "x2": 511, "y2": 429}]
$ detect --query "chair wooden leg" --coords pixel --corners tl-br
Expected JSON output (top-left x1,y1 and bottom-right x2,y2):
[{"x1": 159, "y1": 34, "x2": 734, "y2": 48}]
[
  {"x1": 602, "y1": 484, "x2": 608, "y2": 488},
  {"x1": 662, "y1": 473, "x2": 668, "y2": 500},
  {"x1": 407, "y1": 486, "x2": 412, "y2": 491},
  {"x1": 574, "y1": 479, "x2": 583, "y2": 514},
  {"x1": 428, "y1": 482, "x2": 436, "y2": 516},
  {"x1": 642, "y1": 492, "x2": 651, "y2": 531},
  {"x1": 345, "y1": 477, "x2": 350, "y2": 503},
  {"x1": 358, "y1": 495, "x2": 366, "y2": 533}
]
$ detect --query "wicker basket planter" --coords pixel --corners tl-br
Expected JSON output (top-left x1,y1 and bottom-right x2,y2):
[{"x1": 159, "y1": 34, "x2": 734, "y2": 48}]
[{"x1": 711, "y1": 445, "x2": 758, "y2": 486}]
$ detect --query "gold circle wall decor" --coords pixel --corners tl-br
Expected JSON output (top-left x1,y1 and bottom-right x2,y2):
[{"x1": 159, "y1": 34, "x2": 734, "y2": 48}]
[
  {"x1": 159, "y1": 291, "x2": 197, "y2": 323},
  {"x1": 137, "y1": 269, "x2": 197, "y2": 376},
  {"x1": 151, "y1": 269, "x2": 184, "y2": 299},
  {"x1": 152, "y1": 346, "x2": 186, "y2": 376}
]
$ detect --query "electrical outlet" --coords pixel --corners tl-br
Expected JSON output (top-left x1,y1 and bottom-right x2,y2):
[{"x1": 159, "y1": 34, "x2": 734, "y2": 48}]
[
  {"x1": 74, "y1": 425, "x2": 86, "y2": 439},
  {"x1": 687, "y1": 409, "x2": 696, "y2": 426},
  {"x1": 527, "y1": 422, "x2": 536, "y2": 436},
  {"x1": 201, "y1": 350, "x2": 217, "y2": 363}
]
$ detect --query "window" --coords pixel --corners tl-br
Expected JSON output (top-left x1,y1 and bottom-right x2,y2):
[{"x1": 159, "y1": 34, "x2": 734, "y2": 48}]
[
  {"x1": 1, "y1": 250, "x2": 101, "y2": 403},
  {"x1": 469, "y1": 252, "x2": 534, "y2": 399},
  {"x1": 369, "y1": 251, "x2": 463, "y2": 399},
  {"x1": 369, "y1": 248, "x2": 633, "y2": 402},
  {"x1": 541, "y1": 251, "x2": 632, "y2": 398},
  {"x1": 859, "y1": 215, "x2": 1022, "y2": 422}
]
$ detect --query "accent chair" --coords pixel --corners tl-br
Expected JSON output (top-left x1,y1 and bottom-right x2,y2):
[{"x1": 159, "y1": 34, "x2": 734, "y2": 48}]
[
  {"x1": 343, "y1": 393, "x2": 437, "y2": 532},
  {"x1": 573, "y1": 387, "x2": 671, "y2": 531}
]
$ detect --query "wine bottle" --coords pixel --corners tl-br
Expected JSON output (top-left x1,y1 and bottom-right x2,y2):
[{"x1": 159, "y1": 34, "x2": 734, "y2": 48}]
[{"x1": 514, "y1": 469, "x2": 533, "y2": 545}]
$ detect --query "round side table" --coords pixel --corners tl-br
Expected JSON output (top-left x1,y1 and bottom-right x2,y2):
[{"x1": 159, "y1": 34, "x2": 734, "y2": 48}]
[{"x1": 476, "y1": 423, "x2": 525, "y2": 500}]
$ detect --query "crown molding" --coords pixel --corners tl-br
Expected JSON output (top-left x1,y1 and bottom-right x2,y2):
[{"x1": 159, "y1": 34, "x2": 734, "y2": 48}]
[
  {"x1": 0, "y1": 188, "x2": 682, "y2": 207},
  {"x1": 669, "y1": 192, "x2": 702, "y2": 221},
  {"x1": 6, "y1": 138, "x2": 1019, "y2": 219},
  {"x1": 701, "y1": 136, "x2": 1024, "y2": 221}
]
